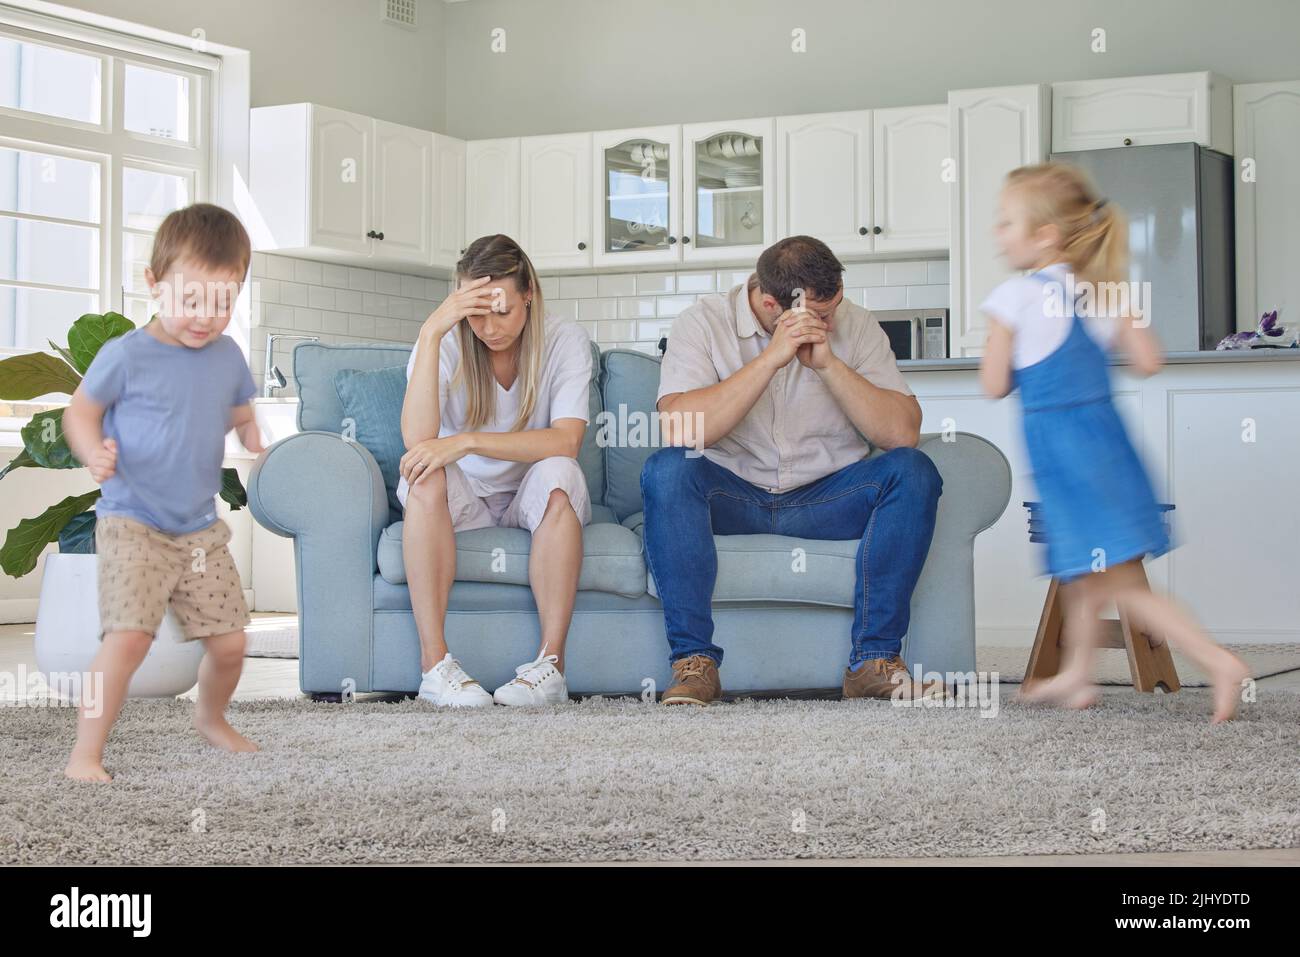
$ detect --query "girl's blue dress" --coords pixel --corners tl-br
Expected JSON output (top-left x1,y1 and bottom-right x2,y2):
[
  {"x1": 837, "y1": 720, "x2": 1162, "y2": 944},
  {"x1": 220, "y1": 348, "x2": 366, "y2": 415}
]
[{"x1": 1012, "y1": 271, "x2": 1171, "y2": 582}]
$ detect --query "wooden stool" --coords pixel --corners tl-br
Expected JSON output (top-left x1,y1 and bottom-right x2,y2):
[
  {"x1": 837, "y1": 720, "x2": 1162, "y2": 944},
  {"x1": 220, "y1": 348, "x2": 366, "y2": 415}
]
[{"x1": 1022, "y1": 502, "x2": 1180, "y2": 693}]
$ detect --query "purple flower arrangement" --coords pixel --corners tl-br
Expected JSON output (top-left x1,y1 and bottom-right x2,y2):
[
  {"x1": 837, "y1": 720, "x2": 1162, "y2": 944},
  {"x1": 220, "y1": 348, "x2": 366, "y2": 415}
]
[{"x1": 1217, "y1": 308, "x2": 1298, "y2": 350}]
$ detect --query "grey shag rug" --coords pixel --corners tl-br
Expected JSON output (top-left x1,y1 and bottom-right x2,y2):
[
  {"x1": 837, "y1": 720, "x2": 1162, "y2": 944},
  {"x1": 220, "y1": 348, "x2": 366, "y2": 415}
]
[{"x1": 2, "y1": 694, "x2": 1298, "y2": 864}]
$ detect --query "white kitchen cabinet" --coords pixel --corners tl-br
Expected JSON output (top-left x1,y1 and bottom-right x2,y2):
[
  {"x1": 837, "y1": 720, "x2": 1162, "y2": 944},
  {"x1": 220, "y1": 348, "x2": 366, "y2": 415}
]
[
  {"x1": 872, "y1": 105, "x2": 950, "y2": 252},
  {"x1": 372, "y1": 120, "x2": 433, "y2": 263},
  {"x1": 948, "y1": 84, "x2": 1050, "y2": 357},
  {"x1": 775, "y1": 110, "x2": 874, "y2": 255},
  {"x1": 465, "y1": 138, "x2": 521, "y2": 248},
  {"x1": 682, "y1": 117, "x2": 775, "y2": 263},
  {"x1": 1234, "y1": 81, "x2": 1300, "y2": 332},
  {"x1": 592, "y1": 125, "x2": 682, "y2": 268},
  {"x1": 520, "y1": 132, "x2": 592, "y2": 271},
  {"x1": 250, "y1": 103, "x2": 440, "y2": 268},
  {"x1": 1052, "y1": 72, "x2": 1232, "y2": 153},
  {"x1": 432, "y1": 133, "x2": 466, "y2": 268}
]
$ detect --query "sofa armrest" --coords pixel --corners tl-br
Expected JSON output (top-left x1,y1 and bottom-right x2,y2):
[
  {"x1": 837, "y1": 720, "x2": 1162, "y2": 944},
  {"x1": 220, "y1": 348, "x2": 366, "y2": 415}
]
[
  {"x1": 247, "y1": 431, "x2": 388, "y2": 694},
  {"x1": 904, "y1": 431, "x2": 1012, "y2": 676}
]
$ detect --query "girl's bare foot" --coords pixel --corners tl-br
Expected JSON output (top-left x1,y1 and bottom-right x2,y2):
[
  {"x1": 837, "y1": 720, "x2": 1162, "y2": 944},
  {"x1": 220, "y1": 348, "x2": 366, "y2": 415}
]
[
  {"x1": 1206, "y1": 651, "x2": 1252, "y2": 724},
  {"x1": 1019, "y1": 673, "x2": 1100, "y2": 710},
  {"x1": 194, "y1": 715, "x2": 259, "y2": 752},
  {"x1": 64, "y1": 754, "x2": 112, "y2": 783}
]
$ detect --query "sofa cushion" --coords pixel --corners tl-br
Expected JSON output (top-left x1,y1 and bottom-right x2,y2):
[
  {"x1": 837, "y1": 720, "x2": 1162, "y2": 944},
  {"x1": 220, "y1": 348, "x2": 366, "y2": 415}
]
[
  {"x1": 333, "y1": 364, "x2": 408, "y2": 517},
  {"x1": 377, "y1": 520, "x2": 647, "y2": 598},
  {"x1": 638, "y1": 531, "x2": 861, "y2": 607},
  {"x1": 600, "y1": 349, "x2": 665, "y2": 521},
  {"x1": 577, "y1": 340, "x2": 606, "y2": 507}
]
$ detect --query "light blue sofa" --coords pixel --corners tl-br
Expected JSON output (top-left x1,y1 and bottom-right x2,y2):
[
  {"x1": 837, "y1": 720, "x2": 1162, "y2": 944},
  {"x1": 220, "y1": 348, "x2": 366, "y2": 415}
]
[{"x1": 248, "y1": 341, "x2": 1011, "y2": 698}]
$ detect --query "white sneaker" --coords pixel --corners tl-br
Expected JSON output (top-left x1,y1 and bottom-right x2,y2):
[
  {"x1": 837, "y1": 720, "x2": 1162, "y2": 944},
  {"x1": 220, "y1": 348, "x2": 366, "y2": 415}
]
[
  {"x1": 492, "y1": 653, "x2": 568, "y2": 707},
  {"x1": 418, "y1": 654, "x2": 494, "y2": 708}
]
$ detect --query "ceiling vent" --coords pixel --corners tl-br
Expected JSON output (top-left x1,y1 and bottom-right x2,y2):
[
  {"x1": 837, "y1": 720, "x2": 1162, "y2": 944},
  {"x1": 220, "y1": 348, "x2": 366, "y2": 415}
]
[{"x1": 383, "y1": 0, "x2": 417, "y2": 29}]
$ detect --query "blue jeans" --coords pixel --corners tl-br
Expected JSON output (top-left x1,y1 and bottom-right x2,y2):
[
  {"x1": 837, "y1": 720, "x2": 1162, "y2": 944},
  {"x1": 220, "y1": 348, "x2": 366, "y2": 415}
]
[{"x1": 640, "y1": 446, "x2": 942, "y2": 669}]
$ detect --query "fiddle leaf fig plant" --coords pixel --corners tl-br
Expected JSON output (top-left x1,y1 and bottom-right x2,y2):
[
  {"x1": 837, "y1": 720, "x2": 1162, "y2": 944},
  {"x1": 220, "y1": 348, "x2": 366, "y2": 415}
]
[{"x1": 0, "y1": 313, "x2": 248, "y2": 578}]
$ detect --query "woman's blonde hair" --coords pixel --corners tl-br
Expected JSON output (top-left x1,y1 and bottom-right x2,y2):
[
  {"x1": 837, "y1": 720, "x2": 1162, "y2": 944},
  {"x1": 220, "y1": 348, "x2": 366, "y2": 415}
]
[
  {"x1": 452, "y1": 234, "x2": 545, "y2": 432},
  {"x1": 1004, "y1": 162, "x2": 1129, "y2": 287}
]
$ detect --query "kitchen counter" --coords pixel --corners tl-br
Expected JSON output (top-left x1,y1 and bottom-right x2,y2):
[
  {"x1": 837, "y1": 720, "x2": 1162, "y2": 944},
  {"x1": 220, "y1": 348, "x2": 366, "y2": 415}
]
[{"x1": 899, "y1": 348, "x2": 1300, "y2": 372}]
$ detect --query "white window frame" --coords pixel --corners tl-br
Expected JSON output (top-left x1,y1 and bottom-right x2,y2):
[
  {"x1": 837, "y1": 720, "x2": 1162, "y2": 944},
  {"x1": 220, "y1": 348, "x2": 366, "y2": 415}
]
[{"x1": 0, "y1": 8, "x2": 222, "y2": 360}]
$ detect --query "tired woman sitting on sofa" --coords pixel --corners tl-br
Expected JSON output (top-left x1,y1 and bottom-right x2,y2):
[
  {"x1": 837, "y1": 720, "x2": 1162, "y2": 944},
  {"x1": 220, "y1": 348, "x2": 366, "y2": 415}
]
[{"x1": 397, "y1": 234, "x2": 593, "y2": 707}]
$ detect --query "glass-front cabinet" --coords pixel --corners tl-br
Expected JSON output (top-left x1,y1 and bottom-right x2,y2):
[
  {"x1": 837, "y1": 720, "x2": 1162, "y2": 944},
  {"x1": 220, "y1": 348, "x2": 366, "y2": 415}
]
[
  {"x1": 682, "y1": 117, "x2": 775, "y2": 263},
  {"x1": 592, "y1": 125, "x2": 681, "y2": 267}
]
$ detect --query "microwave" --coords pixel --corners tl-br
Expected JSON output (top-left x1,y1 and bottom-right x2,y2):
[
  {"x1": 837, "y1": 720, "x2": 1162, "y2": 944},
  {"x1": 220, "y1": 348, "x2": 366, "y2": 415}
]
[{"x1": 876, "y1": 308, "x2": 949, "y2": 360}]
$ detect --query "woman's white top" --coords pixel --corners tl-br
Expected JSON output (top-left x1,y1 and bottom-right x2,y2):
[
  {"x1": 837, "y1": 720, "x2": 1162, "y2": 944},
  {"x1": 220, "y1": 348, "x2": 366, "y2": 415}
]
[
  {"x1": 404, "y1": 317, "x2": 592, "y2": 496},
  {"x1": 980, "y1": 262, "x2": 1120, "y2": 369}
]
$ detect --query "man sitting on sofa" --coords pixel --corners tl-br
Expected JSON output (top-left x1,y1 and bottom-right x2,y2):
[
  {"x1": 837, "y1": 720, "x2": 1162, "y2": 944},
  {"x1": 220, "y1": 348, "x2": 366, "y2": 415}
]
[{"x1": 641, "y1": 235, "x2": 946, "y2": 706}]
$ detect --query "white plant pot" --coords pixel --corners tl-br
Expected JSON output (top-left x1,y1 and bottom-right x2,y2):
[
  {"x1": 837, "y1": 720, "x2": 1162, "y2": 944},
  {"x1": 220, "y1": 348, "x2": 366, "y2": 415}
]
[{"x1": 35, "y1": 552, "x2": 204, "y2": 699}]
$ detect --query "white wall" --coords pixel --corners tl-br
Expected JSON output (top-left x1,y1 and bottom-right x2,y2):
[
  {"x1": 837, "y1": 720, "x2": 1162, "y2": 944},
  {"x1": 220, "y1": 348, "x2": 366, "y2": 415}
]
[
  {"x1": 53, "y1": 0, "x2": 447, "y2": 131},
  {"x1": 441, "y1": 0, "x2": 1300, "y2": 139}
]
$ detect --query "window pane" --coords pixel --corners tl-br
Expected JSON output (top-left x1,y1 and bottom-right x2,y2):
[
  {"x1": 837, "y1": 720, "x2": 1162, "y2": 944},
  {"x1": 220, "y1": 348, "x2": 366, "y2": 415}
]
[
  {"x1": 0, "y1": 146, "x2": 100, "y2": 223},
  {"x1": 0, "y1": 284, "x2": 98, "y2": 351},
  {"x1": 122, "y1": 167, "x2": 189, "y2": 230},
  {"x1": 122, "y1": 230, "x2": 153, "y2": 293},
  {"x1": 122, "y1": 294, "x2": 157, "y2": 327},
  {"x1": 0, "y1": 216, "x2": 98, "y2": 289},
  {"x1": 0, "y1": 35, "x2": 102, "y2": 125},
  {"x1": 124, "y1": 64, "x2": 190, "y2": 141}
]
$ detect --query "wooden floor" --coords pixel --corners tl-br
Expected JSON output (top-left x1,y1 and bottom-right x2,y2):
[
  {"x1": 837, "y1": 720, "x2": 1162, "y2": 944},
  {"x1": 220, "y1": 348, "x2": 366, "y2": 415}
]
[{"x1": 4, "y1": 615, "x2": 1297, "y2": 867}]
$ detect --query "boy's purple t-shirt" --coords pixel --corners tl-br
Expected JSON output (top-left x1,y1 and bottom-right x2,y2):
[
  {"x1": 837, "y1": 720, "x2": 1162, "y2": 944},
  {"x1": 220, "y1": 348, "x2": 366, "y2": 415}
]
[{"x1": 80, "y1": 328, "x2": 256, "y2": 535}]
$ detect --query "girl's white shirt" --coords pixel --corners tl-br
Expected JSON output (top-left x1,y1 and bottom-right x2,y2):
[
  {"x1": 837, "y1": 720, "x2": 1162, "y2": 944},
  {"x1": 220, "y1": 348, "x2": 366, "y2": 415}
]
[{"x1": 980, "y1": 261, "x2": 1121, "y2": 369}]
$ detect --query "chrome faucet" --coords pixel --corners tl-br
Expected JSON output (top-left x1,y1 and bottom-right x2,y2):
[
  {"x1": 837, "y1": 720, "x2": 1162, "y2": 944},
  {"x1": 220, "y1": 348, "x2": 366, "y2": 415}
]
[{"x1": 263, "y1": 333, "x2": 320, "y2": 397}]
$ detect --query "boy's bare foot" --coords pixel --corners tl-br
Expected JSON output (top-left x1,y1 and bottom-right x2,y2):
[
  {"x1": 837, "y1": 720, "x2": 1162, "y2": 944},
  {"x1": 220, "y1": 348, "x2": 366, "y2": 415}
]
[
  {"x1": 1018, "y1": 673, "x2": 1100, "y2": 710},
  {"x1": 194, "y1": 715, "x2": 259, "y2": 752},
  {"x1": 64, "y1": 755, "x2": 112, "y2": 783},
  {"x1": 1207, "y1": 651, "x2": 1252, "y2": 724}
]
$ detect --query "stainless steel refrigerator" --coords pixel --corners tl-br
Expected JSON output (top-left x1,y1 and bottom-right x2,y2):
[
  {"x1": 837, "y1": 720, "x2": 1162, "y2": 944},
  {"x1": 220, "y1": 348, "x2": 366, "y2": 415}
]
[{"x1": 1048, "y1": 143, "x2": 1235, "y2": 352}]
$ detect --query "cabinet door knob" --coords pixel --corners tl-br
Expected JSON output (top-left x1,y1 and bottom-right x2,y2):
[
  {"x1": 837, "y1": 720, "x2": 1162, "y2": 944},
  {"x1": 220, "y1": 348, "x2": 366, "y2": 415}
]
[
  {"x1": 872, "y1": 226, "x2": 882, "y2": 235},
  {"x1": 366, "y1": 230, "x2": 377, "y2": 239},
  {"x1": 668, "y1": 235, "x2": 677, "y2": 245},
  {"x1": 366, "y1": 230, "x2": 385, "y2": 240},
  {"x1": 858, "y1": 227, "x2": 868, "y2": 235},
  {"x1": 1123, "y1": 137, "x2": 1133, "y2": 146},
  {"x1": 682, "y1": 236, "x2": 691, "y2": 244},
  {"x1": 578, "y1": 242, "x2": 586, "y2": 251}
]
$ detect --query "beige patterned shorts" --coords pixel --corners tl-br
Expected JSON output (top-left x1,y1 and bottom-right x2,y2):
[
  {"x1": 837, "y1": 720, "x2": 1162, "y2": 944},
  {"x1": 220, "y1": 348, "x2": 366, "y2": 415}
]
[{"x1": 95, "y1": 515, "x2": 249, "y2": 641}]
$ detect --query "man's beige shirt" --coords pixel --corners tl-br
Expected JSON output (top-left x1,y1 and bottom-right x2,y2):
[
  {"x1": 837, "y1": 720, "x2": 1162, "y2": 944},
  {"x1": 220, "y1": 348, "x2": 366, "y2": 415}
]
[{"x1": 656, "y1": 278, "x2": 914, "y2": 493}]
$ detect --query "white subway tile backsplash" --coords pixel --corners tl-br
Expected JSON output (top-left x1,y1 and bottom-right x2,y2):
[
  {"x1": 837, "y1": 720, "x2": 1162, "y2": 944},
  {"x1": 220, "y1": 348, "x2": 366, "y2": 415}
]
[
  {"x1": 294, "y1": 260, "x2": 323, "y2": 285},
  {"x1": 598, "y1": 320, "x2": 636, "y2": 341},
  {"x1": 884, "y1": 261, "x2": 928, "y2": 286},
  {"x1": 577, "y1": 298, "x2": 618, "y2": 321},
  {"x1": 906, "y1": 284, "x2": 950, "y2": 308},
  {"x1": 635, "y1": 272, "x2": 675, "y2": 295},
  {"x1": 374, "y1": 317, "x2": 401, "y2": 340},
  {"x1": 279, "y1": 281, "x2": 308, "y2": 306},
  {"x1": 716, "y1": 269, "x2": 751, "y2": 289},
  {"x1": 637, "y1": 320, "x2": 674, "y2": 341},
  {"x1": 253, "y1": 278, "x2": 280, "y2": 304},
  {"x1": 267, "y1": 255, "x2": 296, "y2": 282},
  {"x1": 348, "y1": 314, "x2": 376, "y2": 338},
  {"x1": 844, "y1": 287, "x2": 867, "y2": 307},
  {"x1": 597, "y1": 273, "x2": 637, "y2": 297},
  {"x1": 862, "y1": 286, "x2": 908, "y2": 310},
  {"x1": 308, "y1": 285, "x2": 335, "y2": 310},
  {"x1": 321, "y1": 312, "x2": 349, "y2": 335},
  {"x1": 348, "y1": 267, "x2": 375, "y2": 292},
  {"x1": 676, "y1": 271, "x2": 716, "y2": 293},
  {"x1": 539, "y1": 276, "x2": 560, "y2": 298},
  {"x1": 578, "y1": 320, "x2": 599, "y2": 340},
  {"x1": 334, "y1": 288, "x2": 364, "y2": 312},
  {"x1": 844, "y1": 263, "x2": 887, "y2": 287},
  {"x1": 547, "y1": 299, "x2": 578, "y2": 321},
  {"x1": 656, "y1": 295, "x2": 696, "y2": 317},
  {"x1": 401, "y1": 275, "x2": 426, "y2": 299},
  {"x1": 559, "y1": 275, "x2": 599, "y2": 299},
  {"x1": 429, "y1": 279, "x2": 450, "y2": 300},
  {"x1": 363, "y1": 293, "x2": 388, "y2": 315},
  {"x1": 617, "y1": 297, "x2": 658, "y2": 319},
  {"x1": 291, "y1": 307, "x2": 322, "y2": 331},
  {"x1": 375, "y1": 271, "x2": 403, "y2": 295},
  {"x1": 927, "y1": 260, "x2": 950, "y2": 284},
  {"x1": 322, "y1": 264, "x2": 350, "y2": 288},
  {"x1": 388, "y1": 297, "x2": 414, "y2": 320},
  {"x1": 263, "y1": 303, "x2": 295, "y2": 328},
  {"x1": 251, "y1": 252, "x2": 268, "y2": 278}
]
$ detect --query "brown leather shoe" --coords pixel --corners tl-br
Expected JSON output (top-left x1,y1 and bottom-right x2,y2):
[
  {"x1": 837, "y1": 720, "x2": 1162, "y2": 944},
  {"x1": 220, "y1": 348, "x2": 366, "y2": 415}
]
[
  {"x1": 662, "y1": 655, "x2": 722, "y2": 706},
  {"x1": 842, "y1": 655, "x2": 948, "y2": 701}
]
